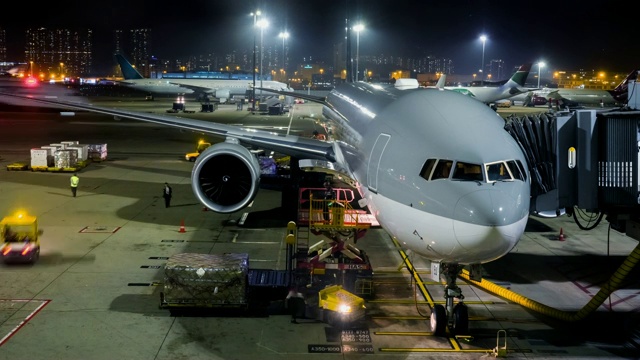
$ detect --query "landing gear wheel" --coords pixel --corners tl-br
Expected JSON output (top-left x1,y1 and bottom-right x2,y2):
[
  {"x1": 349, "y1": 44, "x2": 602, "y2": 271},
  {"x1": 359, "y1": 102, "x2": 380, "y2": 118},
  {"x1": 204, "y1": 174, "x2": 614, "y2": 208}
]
[
  {"x1": 452, "y1": 303, "x2": 469, "y2": 335},
  {"x1": 430, "y1": 304, "x2": 447, "y2": 336}
]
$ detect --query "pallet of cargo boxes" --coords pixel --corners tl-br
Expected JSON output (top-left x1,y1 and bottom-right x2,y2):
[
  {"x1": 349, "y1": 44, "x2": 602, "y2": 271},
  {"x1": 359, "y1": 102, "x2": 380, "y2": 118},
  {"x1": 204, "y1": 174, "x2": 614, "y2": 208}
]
[{"x1": 160, "y1": 253, "x2": 250, "y2": 312}]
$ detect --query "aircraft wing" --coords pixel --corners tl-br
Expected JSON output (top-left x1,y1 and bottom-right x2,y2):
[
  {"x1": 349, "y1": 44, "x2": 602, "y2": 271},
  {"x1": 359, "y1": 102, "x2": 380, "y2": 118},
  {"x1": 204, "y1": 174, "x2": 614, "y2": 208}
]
[
  {"x1": 167, "y1": 82, "x2": 217, "y2": 94},
  {"x1": 256, "y1": 87, "x2": 326, "y2": 105},
  {"x1": 0, "y1": 85, "x2": 335, "y2": 163},
  {"x1": 544, "y1": 90, "x2": 562, "y2": 100}
]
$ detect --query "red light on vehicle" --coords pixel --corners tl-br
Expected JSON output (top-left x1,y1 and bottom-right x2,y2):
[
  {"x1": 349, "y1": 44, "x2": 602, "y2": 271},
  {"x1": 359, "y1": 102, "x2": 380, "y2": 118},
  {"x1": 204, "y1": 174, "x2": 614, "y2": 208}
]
[
  {"x1": 21, "y1": 245, "x2": 32, "y2": 256},
  {"x1": 2, "y1": 246, "x2": 11, "y2": 256},
  {"x1": 24, "y1": 76, "x2": 39, "y2": 87}
]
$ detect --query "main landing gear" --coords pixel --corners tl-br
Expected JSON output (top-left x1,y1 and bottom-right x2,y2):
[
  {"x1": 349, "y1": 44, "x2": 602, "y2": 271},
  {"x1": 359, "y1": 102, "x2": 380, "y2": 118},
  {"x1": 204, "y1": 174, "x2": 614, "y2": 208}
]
[{"x1": 430, "y1": 263, "x2": 469, "y2": 336}]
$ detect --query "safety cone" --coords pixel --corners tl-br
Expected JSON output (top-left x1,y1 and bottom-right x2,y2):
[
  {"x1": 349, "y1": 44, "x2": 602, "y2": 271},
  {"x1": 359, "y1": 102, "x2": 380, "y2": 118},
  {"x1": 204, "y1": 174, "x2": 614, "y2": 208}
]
[
  {"x1": 559, "y1": 228, "x2": 565, "y2": 241},
  {"x1": 179, "y1": 219, "x2": 186, "y2": 233}
]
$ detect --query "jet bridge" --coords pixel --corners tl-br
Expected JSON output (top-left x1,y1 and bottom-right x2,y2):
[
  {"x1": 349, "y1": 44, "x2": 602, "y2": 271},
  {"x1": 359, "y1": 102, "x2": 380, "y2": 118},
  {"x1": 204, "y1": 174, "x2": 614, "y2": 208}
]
[{"x1": 504, "y1": 107, "x2": 640, "y2": 239}]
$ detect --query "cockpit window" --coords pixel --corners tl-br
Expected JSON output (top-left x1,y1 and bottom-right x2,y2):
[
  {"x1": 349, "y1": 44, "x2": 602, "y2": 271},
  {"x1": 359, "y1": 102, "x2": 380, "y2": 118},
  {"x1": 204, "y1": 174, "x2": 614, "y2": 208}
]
[
  {"x1": 421, "y1": 158, "x2": 525, "y2": 183},
  {"x1": 452, "y1": 162, "x2": 483, "y2": 181},
  {"x1": 507, "y1": 160, "x2": 527, "y2": 181},
  {"x1": 431, "y1": 160, "x2": 453, "y2": 180},
  {"x1": 486, "y1": 161, "x2": 512, "y2": 182}
]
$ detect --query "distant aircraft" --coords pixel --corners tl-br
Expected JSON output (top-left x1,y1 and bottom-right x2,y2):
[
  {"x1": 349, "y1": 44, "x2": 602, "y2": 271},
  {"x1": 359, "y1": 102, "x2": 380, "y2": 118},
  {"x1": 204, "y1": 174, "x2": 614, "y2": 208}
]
[
  {"x1": 114, "y1": 54, "x2": 291, "y2": 103},
  {"x1": 0, "y1": 30, "x2": 532, "y2": 337},
  {"x1": 443, "y1": 64, "x2": 533, "y2": 106},
  {"x1": 510, "y1": 69, "x2": 638, "y2": 107},
  {"x1": 0, "y1": 64, "x2": 28, "y2": 77}
]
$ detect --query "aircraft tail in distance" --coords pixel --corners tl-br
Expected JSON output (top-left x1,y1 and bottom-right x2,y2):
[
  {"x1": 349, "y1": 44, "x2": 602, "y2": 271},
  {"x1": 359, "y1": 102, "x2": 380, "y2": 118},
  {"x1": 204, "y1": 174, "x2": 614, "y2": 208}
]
[
  {"x1": 610, "y1": 69, "x2": 639, "y2": 102},
  {"x1": 508, "y1": 63, "x2": 532, "y2": 88},
  {"x1": 115, "y1": 54, "x2": 145, "y2": 80}
]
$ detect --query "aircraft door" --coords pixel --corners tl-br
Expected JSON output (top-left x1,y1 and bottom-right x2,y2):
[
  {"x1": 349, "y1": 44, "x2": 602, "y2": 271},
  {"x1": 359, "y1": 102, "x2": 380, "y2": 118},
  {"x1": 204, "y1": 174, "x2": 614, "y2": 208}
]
[{"x1": 367, "y1": 134, "x2": 391, "y2": 192}]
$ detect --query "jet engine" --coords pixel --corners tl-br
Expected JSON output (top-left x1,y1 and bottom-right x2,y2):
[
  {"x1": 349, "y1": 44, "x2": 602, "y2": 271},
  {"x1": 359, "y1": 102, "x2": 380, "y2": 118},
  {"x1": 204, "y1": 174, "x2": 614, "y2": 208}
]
[
  {"x1": 191, "y1": 139, "x2": 261, "y2": 213},
  {"x1": 214, "y1": 89, "x2": 230, "y2": 103}
]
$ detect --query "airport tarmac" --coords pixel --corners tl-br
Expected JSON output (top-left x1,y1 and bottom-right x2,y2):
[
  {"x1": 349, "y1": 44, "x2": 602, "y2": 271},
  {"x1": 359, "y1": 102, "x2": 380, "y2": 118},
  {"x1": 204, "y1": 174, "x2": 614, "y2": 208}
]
[{"x1": 0, "y1": 97, "x2": 639, "y2": 359}]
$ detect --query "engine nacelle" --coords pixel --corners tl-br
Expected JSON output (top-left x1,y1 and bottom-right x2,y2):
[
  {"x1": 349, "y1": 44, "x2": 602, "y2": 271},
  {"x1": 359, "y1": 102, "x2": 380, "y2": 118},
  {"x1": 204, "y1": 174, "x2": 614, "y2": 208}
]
[
  {"x1": 214, "y1": 89, "x2": 230, "y2": 103},
  {"x1": 191, "y1": 139, "x2": 261, "y2": 213}
]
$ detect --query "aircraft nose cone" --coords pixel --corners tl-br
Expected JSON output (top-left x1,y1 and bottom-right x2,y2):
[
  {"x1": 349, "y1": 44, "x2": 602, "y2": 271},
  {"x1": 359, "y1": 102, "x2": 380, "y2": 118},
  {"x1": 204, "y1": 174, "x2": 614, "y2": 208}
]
[
  {"x1": 453, "y1": 188, "x2": 524, "y2": 227},
  {"x1": 452, "y1": 188, "x2": 528, "y2": 258}
]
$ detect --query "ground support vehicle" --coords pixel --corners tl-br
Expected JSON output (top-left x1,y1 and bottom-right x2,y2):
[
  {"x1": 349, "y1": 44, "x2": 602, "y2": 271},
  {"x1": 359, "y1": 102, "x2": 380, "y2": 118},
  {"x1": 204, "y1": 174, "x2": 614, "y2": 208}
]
[
  {"x1": 316, "y1": 285, "x2": 366, "y2": 327},
  {"x1": 184, "y1": 140, "x2": 211, "y2": 162},
  {"x1": 1, "y1": 212, "x2": 42, "y2": 264}
]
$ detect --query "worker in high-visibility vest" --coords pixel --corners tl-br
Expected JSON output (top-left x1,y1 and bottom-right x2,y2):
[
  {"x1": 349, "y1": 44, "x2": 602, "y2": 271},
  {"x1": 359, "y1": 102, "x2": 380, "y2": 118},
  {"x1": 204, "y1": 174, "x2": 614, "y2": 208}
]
[{"x1": 70, "y1": 173, "x2": 80, "y2": 198}]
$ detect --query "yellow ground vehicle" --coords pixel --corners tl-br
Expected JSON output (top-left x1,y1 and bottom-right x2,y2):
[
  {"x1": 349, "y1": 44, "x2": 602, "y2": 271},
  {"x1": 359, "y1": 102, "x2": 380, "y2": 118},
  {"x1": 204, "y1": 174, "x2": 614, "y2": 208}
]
[
  {"x1": 317, "y1": 285, "x2": 366, "y2": 326},
  {"x1": 1, "y1": 212, "x2": 42, "y2": 264},
  {"x1": 185, "y1": 140, "x2": 211, "y2": 162}
]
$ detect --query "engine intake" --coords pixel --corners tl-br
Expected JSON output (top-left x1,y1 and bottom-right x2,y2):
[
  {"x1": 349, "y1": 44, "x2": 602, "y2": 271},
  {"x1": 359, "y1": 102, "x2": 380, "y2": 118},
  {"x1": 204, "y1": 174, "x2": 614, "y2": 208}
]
[{"x1": 191, "y1": 140, "x2": 261, "y2": 213}]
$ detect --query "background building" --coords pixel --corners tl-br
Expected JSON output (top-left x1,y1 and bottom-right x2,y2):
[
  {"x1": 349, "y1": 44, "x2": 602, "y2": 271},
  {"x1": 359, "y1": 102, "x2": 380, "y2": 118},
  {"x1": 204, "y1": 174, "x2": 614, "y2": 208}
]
[{"x1": 24, "y1": 28, "x2": 93, "y2": 80}]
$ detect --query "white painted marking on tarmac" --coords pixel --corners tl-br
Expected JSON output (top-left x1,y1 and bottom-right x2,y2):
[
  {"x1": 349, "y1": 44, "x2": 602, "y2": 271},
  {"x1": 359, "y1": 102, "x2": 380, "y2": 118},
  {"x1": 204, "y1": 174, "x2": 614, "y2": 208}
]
[
  {"x1": 0, "y1": 299, "x2": 50, "y2": 346},
  {"x1": 239, "y1": 212, "x2": 248, "y2": 225}
]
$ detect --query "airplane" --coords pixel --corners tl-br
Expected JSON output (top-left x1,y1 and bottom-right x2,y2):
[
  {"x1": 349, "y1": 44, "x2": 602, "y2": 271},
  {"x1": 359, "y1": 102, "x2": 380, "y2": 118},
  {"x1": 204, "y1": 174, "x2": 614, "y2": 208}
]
[
  {"x1": 114, "y1": 53, "x2": 291, "y2": 104},
  {"x1": 443, "y1": 63, "x2": 533, "y2": 106},
  {"x1": 0, "y1": 63, "x2": 28, "y2": 77},
  {"x1": 0, "y1": 34, "x2": 532, "y2": 338},
  {"x1": 510, "y1": 69, "x2": 638, "y2": 108}
]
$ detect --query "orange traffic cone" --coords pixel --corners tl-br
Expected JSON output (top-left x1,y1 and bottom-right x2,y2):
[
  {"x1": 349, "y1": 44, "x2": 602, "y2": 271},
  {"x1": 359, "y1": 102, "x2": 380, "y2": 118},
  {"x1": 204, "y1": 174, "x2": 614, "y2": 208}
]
[
  {"x1": 179, "y1": 219, "x2": 186, "y2": 233},
  {"x1": 559, "y1": 228, "x2": 565, "y2": 241}
]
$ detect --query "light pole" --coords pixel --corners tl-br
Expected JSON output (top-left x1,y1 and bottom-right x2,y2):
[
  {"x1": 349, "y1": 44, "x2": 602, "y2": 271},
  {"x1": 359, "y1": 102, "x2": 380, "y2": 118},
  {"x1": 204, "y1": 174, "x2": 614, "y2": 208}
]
[
  {"x1": 479, "y1": 35, "x2": 487, "y2": 86},
  {"x1": 353, "y1": 24, "x2": 364, "y2": 82},
  {"x1": 250, "y1": 10, "x2": 261, "y2": 112},
  {"x1": 537, "y1": 61, "x2": 545, "y2": 89},
  {"x1": 257, "y1": 18, "x2": 269, "y2": 101},
  {"x1": 279, "y1": 31, "x2": 289, "y2": 81}
]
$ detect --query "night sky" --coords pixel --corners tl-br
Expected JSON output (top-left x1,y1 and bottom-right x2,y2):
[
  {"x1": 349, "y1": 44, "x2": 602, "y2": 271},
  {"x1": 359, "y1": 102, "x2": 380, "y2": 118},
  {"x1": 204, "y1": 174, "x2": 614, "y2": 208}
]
[{"x1": 1, "y1": 0, "x2": 637, "y2": 76}]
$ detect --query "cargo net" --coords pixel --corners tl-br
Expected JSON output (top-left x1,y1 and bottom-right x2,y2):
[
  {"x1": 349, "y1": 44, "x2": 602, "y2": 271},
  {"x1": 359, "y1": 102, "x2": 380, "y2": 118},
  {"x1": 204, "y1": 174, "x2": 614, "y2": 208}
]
[
  {"x1": 504, "y1": 113, "x2": 557, "y2": 198},
  {"x1": 163, "y1": 253, "x2": 249, "y2": 306}
]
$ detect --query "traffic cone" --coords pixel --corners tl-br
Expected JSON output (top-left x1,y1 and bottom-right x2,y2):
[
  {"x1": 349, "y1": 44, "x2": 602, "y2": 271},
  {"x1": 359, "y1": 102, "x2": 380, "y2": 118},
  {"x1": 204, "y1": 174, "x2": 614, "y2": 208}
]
[
  {"x1": 179, "y1": 219, "x2": 186, "y2": 233},
  {"x1": 559, "y1": 228, "x2": 565, "y2": 241}
]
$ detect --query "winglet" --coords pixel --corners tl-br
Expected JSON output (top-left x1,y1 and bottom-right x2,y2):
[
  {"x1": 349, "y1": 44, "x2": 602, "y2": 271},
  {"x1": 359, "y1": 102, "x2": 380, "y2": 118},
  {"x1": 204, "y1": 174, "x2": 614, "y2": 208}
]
[
  {"x1": 115, "y1": 53, "x2": 145, "y2": 80},
  {"x1": 435, "y1": 74, "x2": 446, "y2": 89}
]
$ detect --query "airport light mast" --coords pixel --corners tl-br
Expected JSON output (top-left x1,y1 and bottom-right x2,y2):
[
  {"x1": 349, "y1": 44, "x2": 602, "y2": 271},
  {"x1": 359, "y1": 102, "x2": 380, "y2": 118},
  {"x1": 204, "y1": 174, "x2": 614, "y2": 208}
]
[
  {"x1": 279, "y1": 31, "x2": 289, "y2": 79},
  {"x1": 537, "y1": 61, "x2": 545, "y2": 89},
  {"x1": 353, "y1": 24, "x2": 364, "y2": 82},
  {"x1": 250, "y1": 10, "x2": 261, "y2": 113},
  {"x1": 257, "y1": 18, "x2": 269, "y2": 103},
  {"x1": 479, "y1": 35, "x2": 487, "y2": 86}
]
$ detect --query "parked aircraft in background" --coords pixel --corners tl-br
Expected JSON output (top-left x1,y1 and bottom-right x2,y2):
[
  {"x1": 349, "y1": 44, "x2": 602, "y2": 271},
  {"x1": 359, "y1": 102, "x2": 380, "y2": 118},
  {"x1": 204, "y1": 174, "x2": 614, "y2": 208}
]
[
  {"x1": 114, "y1": 54, "x2": 291, "y2": 103},
  {"x1": 442, "y1": 64, "x2": 533, "y2": 106},
  {"x1": 510, "y1": 69, "x2": 638, "y2": 107}
]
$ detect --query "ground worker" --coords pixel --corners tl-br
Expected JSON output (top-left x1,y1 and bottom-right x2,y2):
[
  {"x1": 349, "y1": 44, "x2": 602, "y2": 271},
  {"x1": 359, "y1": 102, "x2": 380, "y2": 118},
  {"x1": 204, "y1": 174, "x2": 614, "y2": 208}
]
[{"x1": 70, "y1": 173, "x2": 80, "y2": 197}]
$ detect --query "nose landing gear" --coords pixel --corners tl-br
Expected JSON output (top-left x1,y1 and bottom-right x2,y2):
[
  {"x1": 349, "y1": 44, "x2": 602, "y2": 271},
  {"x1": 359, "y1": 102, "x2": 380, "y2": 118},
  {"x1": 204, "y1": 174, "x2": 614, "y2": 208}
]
[{"x1": 429, "y1": 263, "x2": 469, "y2": 336}]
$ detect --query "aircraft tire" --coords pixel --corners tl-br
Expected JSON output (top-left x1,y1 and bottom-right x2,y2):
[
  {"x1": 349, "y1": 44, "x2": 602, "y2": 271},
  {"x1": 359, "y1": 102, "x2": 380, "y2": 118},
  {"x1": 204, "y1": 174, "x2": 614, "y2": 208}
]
[
  {"x1": 430, "y1": 304, "x2": 447, "y2": 336},
  {"x1": 452, "y1": 303, "x2": 469, "y2": 335}
]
